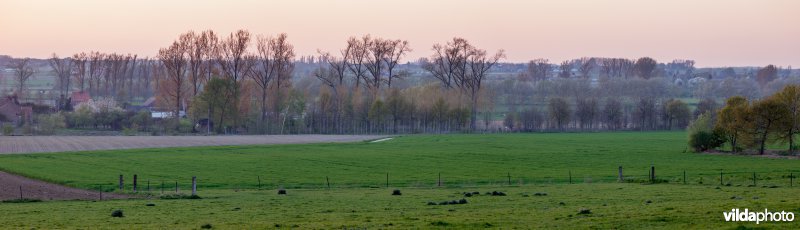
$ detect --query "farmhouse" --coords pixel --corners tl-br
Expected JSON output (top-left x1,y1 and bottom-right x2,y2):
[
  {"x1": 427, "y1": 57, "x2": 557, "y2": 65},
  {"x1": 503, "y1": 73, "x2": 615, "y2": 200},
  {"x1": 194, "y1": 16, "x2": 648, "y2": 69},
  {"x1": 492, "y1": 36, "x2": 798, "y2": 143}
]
[
  {"x1": 0, "y1": 95, "x2": 33, "y2": 125},
  {"x1": 70, "y1": 91, "x2": 91, "y2": 107}
]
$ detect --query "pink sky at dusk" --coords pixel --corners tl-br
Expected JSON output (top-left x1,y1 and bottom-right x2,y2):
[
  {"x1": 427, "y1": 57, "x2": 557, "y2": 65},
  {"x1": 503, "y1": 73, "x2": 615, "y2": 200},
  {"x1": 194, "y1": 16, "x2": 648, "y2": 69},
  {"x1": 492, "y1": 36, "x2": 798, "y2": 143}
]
[{"x1": 0, "y1": 0, "x2": 797, "y2": 67}]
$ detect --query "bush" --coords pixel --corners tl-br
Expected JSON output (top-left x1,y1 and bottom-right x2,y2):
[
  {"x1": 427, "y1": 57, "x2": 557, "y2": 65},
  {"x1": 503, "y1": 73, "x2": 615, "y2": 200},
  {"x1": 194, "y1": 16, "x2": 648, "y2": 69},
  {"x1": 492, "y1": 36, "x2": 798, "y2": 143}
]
[
  {"x1": 277, "y1": 189, "x2": 287, "y2": 195},
  {"x1": 391, "y1": 189, "x2": 402, "y2": 196},
  {"x1": 36, "y1": 113, "x2": 66, "y2": 135},
  {"x1": 179, "y1": 119, "x2": 194, "y2": 133},
  {"x1": 689, "y1": 130, "x2": 725, "y2": 152},
  {"x1": 111, "y1": 209, "x2": 124, "y2": 218},
  {"x1": 2, "y1": 124, "x2": 13, "y2": 136}
]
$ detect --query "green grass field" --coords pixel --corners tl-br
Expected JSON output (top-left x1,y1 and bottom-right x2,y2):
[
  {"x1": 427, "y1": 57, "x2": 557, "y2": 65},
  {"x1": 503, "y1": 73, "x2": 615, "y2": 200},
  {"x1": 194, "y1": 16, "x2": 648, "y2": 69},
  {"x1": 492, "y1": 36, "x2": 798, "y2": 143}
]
[{"x1": 0, "y1": 132, "x2": 799, "y2": 228}]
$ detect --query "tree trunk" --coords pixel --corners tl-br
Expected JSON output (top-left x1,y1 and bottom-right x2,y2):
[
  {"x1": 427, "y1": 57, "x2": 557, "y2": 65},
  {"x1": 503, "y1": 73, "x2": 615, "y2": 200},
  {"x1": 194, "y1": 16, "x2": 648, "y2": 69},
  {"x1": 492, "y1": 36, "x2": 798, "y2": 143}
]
[
  {"x1": 760, "y1": 132, "x2": 768, "y2": 155},
  {"x1": 789, "y1": 132, "x2": 795, "y2": 154},
  {"x1": 175, "y1": 93, "x2": 181, "y2": 131},
  {"x1": 470, "y1": 92, "x2": 478, "y2": 132}
]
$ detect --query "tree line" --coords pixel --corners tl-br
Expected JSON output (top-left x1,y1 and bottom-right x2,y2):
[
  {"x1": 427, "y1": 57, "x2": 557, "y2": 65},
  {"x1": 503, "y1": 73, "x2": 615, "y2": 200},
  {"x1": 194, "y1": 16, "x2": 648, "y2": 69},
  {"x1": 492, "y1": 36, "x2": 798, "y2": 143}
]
[
  {"x1": 1, "y1": 29, "x2": 796, "y2": 135},
  {"x1": 690, "y1": 85, "x2": 800, "y2": 155}
]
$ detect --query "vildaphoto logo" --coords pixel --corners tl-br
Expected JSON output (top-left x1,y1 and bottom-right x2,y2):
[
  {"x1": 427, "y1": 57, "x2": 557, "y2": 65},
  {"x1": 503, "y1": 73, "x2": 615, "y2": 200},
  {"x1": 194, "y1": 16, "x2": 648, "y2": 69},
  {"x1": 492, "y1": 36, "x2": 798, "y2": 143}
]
[{"x1": 724, "y1": 209, "x2": 795, "y2": 224}]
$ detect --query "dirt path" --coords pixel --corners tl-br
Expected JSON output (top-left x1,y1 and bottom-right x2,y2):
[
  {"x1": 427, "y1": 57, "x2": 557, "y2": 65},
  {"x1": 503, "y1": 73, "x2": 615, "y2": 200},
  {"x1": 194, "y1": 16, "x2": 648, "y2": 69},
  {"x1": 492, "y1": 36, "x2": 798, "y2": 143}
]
[
  {"x1": 0, "y1": 135, "x2": 388, "y2": 154},
  {"x1": 0, "y1": 171, "x2": 128, "y2": 201}
]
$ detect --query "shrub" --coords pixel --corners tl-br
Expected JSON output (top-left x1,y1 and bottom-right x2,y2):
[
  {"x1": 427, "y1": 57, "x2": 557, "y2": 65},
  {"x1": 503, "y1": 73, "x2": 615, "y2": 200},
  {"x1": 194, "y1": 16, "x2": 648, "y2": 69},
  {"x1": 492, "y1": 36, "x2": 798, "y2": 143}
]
[
  {"x1": 391, "y1": 189, "x2": 402, "y2": 196},
  {"x1": 201, "y1": 224, "x2": 213, "y2": 229},
  {"x1": 111, "y1": 209, "x2": 124, "y2": 217},
  {"x1": 2, "y1": 124, "x2": 13, "y2": 136},
  {"x1": 578, "y1": 208, "x2": 592, "y2": 215},
  {"x1": 179, "y1": 119, "x2": 194, "y2": 133},
  {"x1": 689, "y1": 130, "x2": 725, "y2": 152},
  {"x1": 36, "y1": 113, "x2": 66, "y2": 135},
  {"x1": 277, "y1": 189, "x2": 287, "y2": 195}
]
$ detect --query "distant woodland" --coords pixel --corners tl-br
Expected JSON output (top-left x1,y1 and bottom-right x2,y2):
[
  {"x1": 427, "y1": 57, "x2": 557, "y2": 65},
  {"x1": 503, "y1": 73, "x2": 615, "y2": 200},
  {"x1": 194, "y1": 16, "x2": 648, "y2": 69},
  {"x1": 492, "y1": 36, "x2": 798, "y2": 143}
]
[{"x1": 0, "y1": 29, "x2": 797, "y2": 135}]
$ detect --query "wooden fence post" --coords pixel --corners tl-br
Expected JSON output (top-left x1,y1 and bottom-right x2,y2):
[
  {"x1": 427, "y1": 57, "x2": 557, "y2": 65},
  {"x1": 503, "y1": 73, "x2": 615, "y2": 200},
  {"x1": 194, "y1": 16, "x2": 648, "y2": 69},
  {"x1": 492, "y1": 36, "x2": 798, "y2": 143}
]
[
  {"x1": 19, "y1": 186, "x2": 22, "y2": 199},
  {"x1": 133, "y1": 174, "x2": 138, "y2": 193},
  {"x1": 720, "y1": 171, "x2": 723, "y2": 185},
  {"x1": 507, "y1": 172, "x2": 511, "y2": 185},
  {"x1": 683, "y1": 171, "x2": 686, "y2": 184},
  {"x1": 161, "y1": 181, "x2": 164, "y2": 194},
  {"x1": 192, "y1": 176, "x2": 197, "y2": 196},
  {"x1": 650, "y1": 166, "x2": 655, "y2": 183},
  {"x1": 791, "y1": 173, "x2": 794, "y2": 187},
  {"x1": 386, "y1": 173, "x2": 389, "y2": 188},
  {"x1": 118, "y1": 175, "x2": 123, "y2": 191},
  {"x1": 326, "y1": 176, "x2": 330, "y2": 189},
  {"x1": 438, "y1": 172, "x2": 441, "y2": 187},
  {"x1": 569, "y1": 171, "x2": 572, "y2": 184},
  {"x1": 257, "y1": 176, "x2": 261, "y2": 189},
  {"x1": 147, "y1": 180, "x2": 150, "y2": 192},
  {"x1": 175, "y1": 181, "x2": 178, "y2": 193},
  {"x1": 618, "y1": 166, "x2": 624, "y2": 182},
  {"x1": 753, "y1": 172, "x2": 756, "y2": 186}
]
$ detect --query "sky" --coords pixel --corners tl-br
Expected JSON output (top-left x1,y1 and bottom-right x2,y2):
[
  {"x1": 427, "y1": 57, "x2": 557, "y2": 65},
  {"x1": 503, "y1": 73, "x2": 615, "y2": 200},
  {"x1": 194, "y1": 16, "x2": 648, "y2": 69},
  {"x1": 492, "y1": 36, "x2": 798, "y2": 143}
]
[{"x1": 0, "y1": 0, "x2": 797, "y2": 67}]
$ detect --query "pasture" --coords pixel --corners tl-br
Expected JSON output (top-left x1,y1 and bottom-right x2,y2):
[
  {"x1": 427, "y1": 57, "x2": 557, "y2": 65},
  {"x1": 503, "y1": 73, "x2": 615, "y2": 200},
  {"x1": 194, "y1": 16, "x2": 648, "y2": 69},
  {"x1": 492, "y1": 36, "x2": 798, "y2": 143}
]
[{"x1": 0, "y1": 132, "x2": 798, "y2": 228}]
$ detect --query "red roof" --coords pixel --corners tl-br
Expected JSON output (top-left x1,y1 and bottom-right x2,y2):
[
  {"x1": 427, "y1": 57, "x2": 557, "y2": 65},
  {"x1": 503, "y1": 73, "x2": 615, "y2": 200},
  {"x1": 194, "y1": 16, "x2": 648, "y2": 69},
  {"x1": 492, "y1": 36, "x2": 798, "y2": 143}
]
[{"x1": 71, "y1": 91, "x2": 91, "y2": 105}]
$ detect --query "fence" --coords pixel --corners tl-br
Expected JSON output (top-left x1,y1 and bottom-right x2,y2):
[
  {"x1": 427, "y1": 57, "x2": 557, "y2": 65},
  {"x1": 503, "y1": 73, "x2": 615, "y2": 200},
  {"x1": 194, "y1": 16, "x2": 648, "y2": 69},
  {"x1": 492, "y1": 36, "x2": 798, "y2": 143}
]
[{"x1": 102, "y1": 167, "x2": 799, "y2": 196}]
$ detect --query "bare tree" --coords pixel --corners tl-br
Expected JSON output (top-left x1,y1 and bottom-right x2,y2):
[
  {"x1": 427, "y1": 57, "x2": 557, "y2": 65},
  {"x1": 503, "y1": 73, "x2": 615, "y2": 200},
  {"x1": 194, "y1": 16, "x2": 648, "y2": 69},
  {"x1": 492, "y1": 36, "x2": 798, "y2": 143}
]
[
  {"x1": 526, "y1": 59, "x2": 550, "y2": 81},
  {"x1": 71, "y1": 52, "x2": 88, "y2": 92},
  {"x1": 346, "y1": 35, "x2": 370, "y2": 89},
  {"x1": 634, "y1": 57, "x2": 658, "y2": 79},
  {"x1": 558, "y1": 60, "x2": 571, "y2": 78},
  {"x1": 201, "y1": 30, "x2": 220, "y2": 83},
  {"x1": 578, "y1": 57, "x2": 594, "y2": 79},
  {"x1": 216, "y1": 29, "x2": 254, "y2": 130},
  {"x1": 87, "y1": 51, "x2": 105, "y2": 96},
  {"x1": 184, "y1": 31, "x2": 205, "y2": 97},
  {"x1": 575, "y1": 97, "x2": 599, "y2": 130},
  {"x1": 603, "y1": 98, "x2": 624, "y2": 130},
  {"x1": 49, "y1": 53, "x2": 74, "y2": 96},
  {"x1": 383, "y1": 39, "x2": 411, "y2": 88},
  {"x1": 422, "y1": 38, "x2": 469, "y2": 89},
  {"x1": 8, "y1": 58, "x2": 35, "y2": 99},
  {"x1": 423, "y1": 37, "x2": 505, "y2": 131},
  {"x1": 548, "y1": 97, "x2": 571, "y2": 131},
  {"x1": 756, "y1": 64, "x2": 778, "y2": 89},
  {"x1": 158, "y1": 39, "x2": 190, "y2": 128},
  {"x1": 249, "y1": 33, "x2": 295, "y2": 124}
]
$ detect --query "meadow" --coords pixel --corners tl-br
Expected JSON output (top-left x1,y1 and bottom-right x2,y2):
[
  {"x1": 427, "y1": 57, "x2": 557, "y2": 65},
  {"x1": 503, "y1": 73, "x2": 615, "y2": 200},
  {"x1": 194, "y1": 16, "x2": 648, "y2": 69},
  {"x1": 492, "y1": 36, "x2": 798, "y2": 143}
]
[{"x1": 0, "y1": 132, "x2": 798, "y2": 228}]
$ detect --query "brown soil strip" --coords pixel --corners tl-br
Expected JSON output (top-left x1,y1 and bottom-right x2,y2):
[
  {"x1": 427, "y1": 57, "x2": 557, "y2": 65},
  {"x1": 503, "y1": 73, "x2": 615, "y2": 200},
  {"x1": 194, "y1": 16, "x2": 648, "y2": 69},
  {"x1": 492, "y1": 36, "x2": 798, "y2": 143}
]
[
  {"x1": 0, "y1": 135, "x2": 388, "y2": 154},
  {"x1": 0, "y1": 171, "x2": 128, "y2": 201}
]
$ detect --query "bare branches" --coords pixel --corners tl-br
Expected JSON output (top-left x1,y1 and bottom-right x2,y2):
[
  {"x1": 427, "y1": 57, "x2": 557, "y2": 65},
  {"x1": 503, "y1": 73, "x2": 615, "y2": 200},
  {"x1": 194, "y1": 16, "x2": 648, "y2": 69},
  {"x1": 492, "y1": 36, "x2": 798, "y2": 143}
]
[
  {"x1": 525, "y1": 59, "x2": 550, "y2": 82},
  {"x1": 71, "y1": 52, "x2": 88, "y2": 91},
  {"x1": 8, "y1": 58, "x2": 35, "y2": 98},
  {"x1": 248, "y1": 33, "x2": 295, "y2": 121},
  {"x1": 49, "y1": 53, "x2": 74, "y2": 96},
  {"x1": 345, "y1": 35, "x2": 370, "y2": 88},
  {"x1": 422, "y1": 37, "x2": 505, "y2": 131},
  {"x1": 158, "y1": 38, "x2": 190, "y2": 123},
  {"x1": 383, "y1": 39, "x2": 411, "y2": 88},
  {"x1": 217, "y1": 29, "x2": 254, "y2": 83}
]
